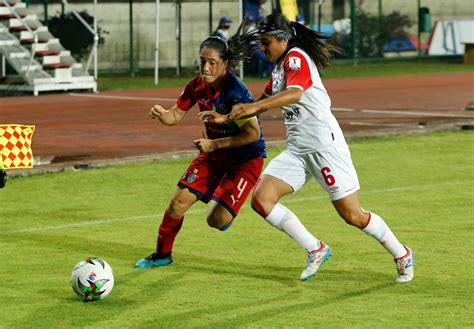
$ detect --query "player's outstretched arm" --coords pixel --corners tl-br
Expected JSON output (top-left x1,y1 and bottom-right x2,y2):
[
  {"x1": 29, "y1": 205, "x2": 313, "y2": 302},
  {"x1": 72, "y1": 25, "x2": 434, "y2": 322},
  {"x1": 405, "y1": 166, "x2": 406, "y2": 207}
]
[
  {"x1": 193, "y1": 117, "x2": 260, "y2": 153},
  {"x1": 229, "y1": 88, "x2": 302, "y2": 120},
  {"x1": 149, "y1": 104, "x2": 186, "y2": 126}
]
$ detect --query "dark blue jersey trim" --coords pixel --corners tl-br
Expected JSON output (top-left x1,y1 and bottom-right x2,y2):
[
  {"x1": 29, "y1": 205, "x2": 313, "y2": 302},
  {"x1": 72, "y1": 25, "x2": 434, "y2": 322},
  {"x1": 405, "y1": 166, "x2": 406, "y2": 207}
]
[
  {"x1": 211, "y1": 196, "x2": 237, "y2": 218},
  {"x1": 177, "y1": 182, "x2": 210, "y2": 203}
]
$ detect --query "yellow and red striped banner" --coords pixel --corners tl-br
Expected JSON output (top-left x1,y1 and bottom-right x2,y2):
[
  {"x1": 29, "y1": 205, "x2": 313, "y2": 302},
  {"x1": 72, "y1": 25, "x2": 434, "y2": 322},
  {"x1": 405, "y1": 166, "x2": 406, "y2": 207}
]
[{"x1": 0, "y1": 124, "x2": 35, "y2": 169}]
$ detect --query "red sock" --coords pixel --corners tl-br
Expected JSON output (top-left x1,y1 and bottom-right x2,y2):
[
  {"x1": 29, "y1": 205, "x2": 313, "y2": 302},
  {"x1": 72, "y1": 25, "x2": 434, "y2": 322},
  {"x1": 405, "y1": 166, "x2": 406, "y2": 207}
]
[{"x1": 156, "y1": 212, "x2": 184, "y2": 257}]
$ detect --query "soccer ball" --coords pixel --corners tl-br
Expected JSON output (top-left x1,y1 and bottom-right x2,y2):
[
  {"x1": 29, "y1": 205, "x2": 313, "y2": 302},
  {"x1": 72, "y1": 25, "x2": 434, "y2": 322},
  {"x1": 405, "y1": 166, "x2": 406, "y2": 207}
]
[{"x1": 71, "y1": 257, "x2": 114, "y2": 302}]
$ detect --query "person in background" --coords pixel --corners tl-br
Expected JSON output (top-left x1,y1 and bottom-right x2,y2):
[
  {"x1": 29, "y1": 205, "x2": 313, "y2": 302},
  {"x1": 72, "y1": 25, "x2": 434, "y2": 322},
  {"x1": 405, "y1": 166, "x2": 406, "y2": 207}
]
[
  {"x1": 213, "y1": 16, "x2": 233, "y2": 40},
  {"x1": 200, "y1": 13, "x2": 415, "y2": 283}
]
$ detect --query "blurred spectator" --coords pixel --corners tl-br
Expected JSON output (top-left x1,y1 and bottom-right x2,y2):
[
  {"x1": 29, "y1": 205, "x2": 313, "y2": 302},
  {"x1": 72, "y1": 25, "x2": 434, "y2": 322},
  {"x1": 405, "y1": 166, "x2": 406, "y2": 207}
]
[
  {"x1": 213, "y1": 16, "x2": 232, "y2": 40},
  {"x1": 244, "y1": 0, "x2": 265, "y2": 22},
  {"x1": 296, "y1": 14, "x2": 306, "y2": 25}
]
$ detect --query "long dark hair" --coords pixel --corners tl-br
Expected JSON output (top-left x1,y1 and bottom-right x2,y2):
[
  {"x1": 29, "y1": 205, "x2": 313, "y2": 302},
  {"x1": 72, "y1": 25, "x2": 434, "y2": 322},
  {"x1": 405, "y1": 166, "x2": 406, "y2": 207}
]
[
  {"x1": 200, "y1": 18, "x2": 258, "y2": 70},
  {"x1": 258, "y1": 13, "x2": 339, "y2": 70}
]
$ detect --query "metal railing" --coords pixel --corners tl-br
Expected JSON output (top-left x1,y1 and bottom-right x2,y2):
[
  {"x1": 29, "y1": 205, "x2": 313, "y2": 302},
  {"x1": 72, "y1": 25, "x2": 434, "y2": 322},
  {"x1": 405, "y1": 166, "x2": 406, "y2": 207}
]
[
  {"x1": 1, "y1": 0, "x2": 38, "y2": 81},
  {"x1": 60, "y1": 0, "x2": 98, "y2": 80}
]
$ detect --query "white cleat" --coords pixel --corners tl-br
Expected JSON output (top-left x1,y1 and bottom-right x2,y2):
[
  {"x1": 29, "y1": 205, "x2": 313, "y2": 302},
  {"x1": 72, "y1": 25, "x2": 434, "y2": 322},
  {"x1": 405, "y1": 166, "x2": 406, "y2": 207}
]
[
  {"x1": 300, "y1": 242, "x2": 332, "y2": 281},
  {"x1": 394, "y1": 246, "x2": 415, "y2": 283}
]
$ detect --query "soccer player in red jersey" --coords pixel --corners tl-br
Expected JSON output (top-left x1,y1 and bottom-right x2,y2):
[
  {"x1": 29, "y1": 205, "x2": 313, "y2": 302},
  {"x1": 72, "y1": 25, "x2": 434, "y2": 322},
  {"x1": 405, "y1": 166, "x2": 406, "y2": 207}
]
[{"x1": 135, "y1": 22, "x2": 266, "y2": 268}]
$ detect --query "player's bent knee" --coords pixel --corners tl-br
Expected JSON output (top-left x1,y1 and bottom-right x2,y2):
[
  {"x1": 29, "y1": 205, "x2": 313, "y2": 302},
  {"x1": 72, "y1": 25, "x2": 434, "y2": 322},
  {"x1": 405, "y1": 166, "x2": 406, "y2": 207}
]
[
  {"x1": 207, "y1": 215, "x2": 233, "y2": 231},
  {"x1": 251, "y1": 195, "x2": 268, "y2": 218},
  {"x1": 217, "y1": 220, "x2": 233, "y2": 232},
  {"x1": 339, "y1": 210, "x2": 367, "y2": 228},
  {"x1": 168, "y1": 198, "x2": 188, "y2": 217}
]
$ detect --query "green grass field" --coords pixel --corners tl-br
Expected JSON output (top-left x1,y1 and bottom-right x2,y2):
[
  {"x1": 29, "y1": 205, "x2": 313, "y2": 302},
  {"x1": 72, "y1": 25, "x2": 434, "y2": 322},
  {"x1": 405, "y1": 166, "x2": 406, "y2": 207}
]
[{"x1": 0, "y1": 131, "x2": 473, "y2": 328}]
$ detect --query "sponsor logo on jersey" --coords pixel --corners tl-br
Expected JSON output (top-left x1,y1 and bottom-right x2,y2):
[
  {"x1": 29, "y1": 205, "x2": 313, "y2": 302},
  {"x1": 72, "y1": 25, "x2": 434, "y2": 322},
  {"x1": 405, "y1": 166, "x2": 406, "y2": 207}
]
[
  {"x1": 329, "y1": 186, "x2": 339, "y2": 193},
  {"x1": 289, "y1": 56, "x2": 301, "y2": 70},
  {"x1": 283, "y1": 106, "x2": 301, "y2": 121},
  {"x1": 272, "y1": 67, "x2": 286, "y2": 94}
]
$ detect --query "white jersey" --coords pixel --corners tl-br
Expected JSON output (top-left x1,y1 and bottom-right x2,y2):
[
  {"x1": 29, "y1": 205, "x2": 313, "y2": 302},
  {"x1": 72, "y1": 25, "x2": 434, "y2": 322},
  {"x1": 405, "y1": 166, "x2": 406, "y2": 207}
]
[{"x1": 264, "y1": 47, "x2": 347, "y2": 154}]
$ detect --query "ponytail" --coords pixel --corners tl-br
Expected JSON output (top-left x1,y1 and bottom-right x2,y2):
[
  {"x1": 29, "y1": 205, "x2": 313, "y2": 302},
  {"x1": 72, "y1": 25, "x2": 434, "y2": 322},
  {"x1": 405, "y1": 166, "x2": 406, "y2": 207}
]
[
  {"x1": 257, "y1": 13, "x2": 339, "y2": 71},
  {"x1": 289, "y1": 21, "x2": 339, "y2": 70},
  {"x1": 200, "y1": 18, "x2": 258, "y2": 71},
  {"x1": 226, "y1": 17, "x2": 259, "y2": 69}
]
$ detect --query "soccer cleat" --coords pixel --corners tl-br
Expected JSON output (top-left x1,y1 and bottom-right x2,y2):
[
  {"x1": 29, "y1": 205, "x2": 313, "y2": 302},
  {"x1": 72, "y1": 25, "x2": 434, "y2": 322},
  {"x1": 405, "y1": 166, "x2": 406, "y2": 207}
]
[
  {"x1": 394, "y1": 246, "x2": 415, "y2": 283},
  {"x1": 135, "y1": 253, "x2": 173, "y2": 268},
  {"x1": 300, "y1": 242, "x2": 332, "y2": 281}
]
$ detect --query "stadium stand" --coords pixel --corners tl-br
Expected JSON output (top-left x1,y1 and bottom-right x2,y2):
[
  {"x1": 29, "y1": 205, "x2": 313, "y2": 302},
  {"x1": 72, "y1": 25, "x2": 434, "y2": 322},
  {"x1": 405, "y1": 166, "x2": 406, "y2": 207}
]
[{"x1": 0, "y1": 0, "x2": 96, "y2": 95}]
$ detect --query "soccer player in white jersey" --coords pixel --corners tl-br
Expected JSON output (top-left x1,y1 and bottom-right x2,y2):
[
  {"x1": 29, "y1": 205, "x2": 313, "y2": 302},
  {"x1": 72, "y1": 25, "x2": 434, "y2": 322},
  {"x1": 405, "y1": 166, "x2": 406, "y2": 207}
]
[{"x1": 200, "y1": 13, "x2": 415, "y2": 283}]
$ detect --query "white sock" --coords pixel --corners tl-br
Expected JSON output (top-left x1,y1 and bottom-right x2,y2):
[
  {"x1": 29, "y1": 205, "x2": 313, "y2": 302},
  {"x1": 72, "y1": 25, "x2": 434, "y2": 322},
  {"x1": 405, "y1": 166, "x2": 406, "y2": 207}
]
[
  {"x1": 362, "y1": 212, "x2": 406, "y2": 258},
  {"x1": 265, "y1": 203, "x2": 321, "y2": 252}
]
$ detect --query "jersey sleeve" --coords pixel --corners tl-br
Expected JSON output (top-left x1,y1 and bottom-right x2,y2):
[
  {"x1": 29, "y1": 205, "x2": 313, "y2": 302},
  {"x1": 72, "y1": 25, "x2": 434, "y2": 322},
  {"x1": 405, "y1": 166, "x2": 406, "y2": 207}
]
[
  {"x1": 263, "y1": 76, "x2": 273, "y2": 96},
  {"x1": 284, "y1": 51, "x2": 312, "y2": 91},
  {"x1": 176, "y1": 79, "x2": 197, "y2": 111}
]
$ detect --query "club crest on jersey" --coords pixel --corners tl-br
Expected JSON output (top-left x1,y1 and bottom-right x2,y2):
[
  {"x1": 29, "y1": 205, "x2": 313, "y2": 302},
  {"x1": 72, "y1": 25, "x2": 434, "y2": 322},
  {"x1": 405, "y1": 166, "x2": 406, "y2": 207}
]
[
  {"x1": 288, "y1": 57, "x2": 301, "y2": 70},
  {"x1": 187, "y1": 168, "x2": 198, "y2": 183}
]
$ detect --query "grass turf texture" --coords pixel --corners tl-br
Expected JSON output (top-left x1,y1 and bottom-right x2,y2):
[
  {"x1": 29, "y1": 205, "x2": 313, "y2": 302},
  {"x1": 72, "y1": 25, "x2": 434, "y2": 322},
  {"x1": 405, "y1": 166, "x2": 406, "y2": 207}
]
[
  {"x1": 0, "y1": 131, "x2": 473, "y2": 327},
  {"x1": 97, "y1": 59, "x2": 474, "y2": 90}
]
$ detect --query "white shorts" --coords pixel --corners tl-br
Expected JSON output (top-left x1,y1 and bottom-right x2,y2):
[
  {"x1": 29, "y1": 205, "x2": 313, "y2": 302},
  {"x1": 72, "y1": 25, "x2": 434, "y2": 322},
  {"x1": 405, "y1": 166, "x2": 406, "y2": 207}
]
[{"x1": 262, "y1": 147, "x2": 360, "y2": 201}]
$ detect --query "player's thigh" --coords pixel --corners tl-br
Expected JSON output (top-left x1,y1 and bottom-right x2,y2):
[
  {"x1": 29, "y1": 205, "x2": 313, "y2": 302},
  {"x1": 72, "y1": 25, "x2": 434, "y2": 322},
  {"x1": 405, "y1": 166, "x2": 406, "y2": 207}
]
[
  {"x1": 168, "y1": 187, "x2": 199, "y2": 217},
  {"x1": 212, "y1": 156, "x2": 264, "y2": 218},
  {"x1": 259, "y1": 150, "x2": 310, "y2": 196},
  {"x1": 305, "y1": 146, "x2": 360, "y2": 201},
  {"x1": 206, "y1": 200, "x2": 234, "y2": 228},
  {"x1": 252, "y1": 174, "x2": 294, "y2": 205}
]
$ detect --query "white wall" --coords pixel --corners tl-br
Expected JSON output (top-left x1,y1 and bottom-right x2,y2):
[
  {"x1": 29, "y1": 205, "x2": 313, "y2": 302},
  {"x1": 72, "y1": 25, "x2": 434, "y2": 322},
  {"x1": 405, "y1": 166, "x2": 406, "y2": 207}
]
[{"x1": 26, "y1": 0, "x2": 473, "y2": 70}]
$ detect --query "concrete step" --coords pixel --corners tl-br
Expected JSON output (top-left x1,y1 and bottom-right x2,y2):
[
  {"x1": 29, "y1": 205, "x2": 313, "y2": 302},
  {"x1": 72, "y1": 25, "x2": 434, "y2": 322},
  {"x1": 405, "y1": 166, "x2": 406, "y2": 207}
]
[
  {"x1": 9, "y1": 14, "x2": 41, "y2": 31},
  {"x1": 0, "y1": 6, "x2": 27, "y2": 19},
  {"x1": 0, "y1": 1, "x2": 18, "y2": 6}
]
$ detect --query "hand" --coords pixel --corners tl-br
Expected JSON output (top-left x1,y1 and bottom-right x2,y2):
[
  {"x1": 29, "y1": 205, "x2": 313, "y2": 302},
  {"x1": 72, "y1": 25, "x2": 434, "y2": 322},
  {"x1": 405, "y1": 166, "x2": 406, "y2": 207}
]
[
  {"x1": 229, "y1": 103, "x2": 258, "y2": 120},
  {"x1": 149, "y1": 105, "x2": 168, "y2": 120},
  {"x1": 193, "y1": 138, "x2": 216, "y2": 153},
  {"x1": 197, "y1": 111, "x2": 230, "y2": 124}
]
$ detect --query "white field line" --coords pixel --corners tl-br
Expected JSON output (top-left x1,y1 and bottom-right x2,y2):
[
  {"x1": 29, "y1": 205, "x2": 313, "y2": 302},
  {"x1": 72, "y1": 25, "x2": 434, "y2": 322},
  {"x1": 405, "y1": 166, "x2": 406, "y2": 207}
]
[
  {"x1": 68, "y1": 93, "x2": 176, "y2": 102},
  {"x1": 349, "y1": 122, "x2": 422, "y2": 127},
  {"x1": 1, "y1": 180, "x2": 471, "y2": 235},
  {"x1": 333, "y1": 107, "x2": 474, "y2": 119}
]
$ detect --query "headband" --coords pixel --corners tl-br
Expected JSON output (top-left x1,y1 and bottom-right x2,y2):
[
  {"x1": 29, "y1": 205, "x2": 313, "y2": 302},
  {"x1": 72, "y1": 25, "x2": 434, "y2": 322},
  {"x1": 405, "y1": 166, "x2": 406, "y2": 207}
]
[
  {"x1": 265, "y1": 29, "x2": 292, "y2": 40},
  {"x1": 258, "y1": 22, "x2": 294, "y2": 40}
]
